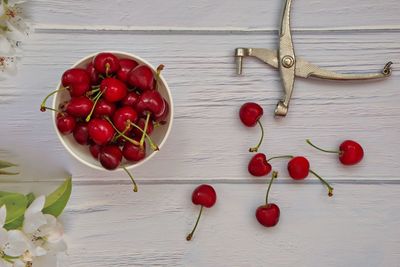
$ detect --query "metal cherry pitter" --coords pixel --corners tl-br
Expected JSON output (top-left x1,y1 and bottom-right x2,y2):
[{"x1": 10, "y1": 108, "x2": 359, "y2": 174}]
[{"x1": 235, "y1": 0, "x2": 393, "y2": 117}]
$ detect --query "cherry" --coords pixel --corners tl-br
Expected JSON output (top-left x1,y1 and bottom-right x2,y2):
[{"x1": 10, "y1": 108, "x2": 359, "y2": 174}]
[
  {"x1": 112, "y1": 106, "x2": 138, "y2": 132},
  {"x1": 86, "y1": 62, "x2": 100, "y2": 85},
  {"x1": 256, "y1": 171, "x2": 280, "y2": 227},
  {"x1": 288, "y1": 156, "x2": 334, "y2": 197},
  {"x1": 127, "y1": 65, "x2": 154, "y2": 91},
  {"x1": 93, "y1": 52, "x2": 120, "y2": 75},
  {"x1": 56, "y1": 113, "x2": 76, "y2": 134},
  {"x1": 99, "y1": 145, "x2": 122, "y2": 170},
  {"x1": 135, "y1": 90, "x2": 166, "y2": 119},
  {"x1": 154, "y1": 98, "x2": 169, "y2": 124},
  {"x1": 73, "y1": 123, "x2": 89, "y2": 145},
  {"x1": 117, "y1": 59, "x2": 138, "y2": 83},
  {"x1": 123, "y1": 141, "x2": 146, "y2": 162},
  {"x1": 93, "y1": 99, "x2": 116, "y2": 118},
  {"x1": 100, "y1": 78, "x2": 127, "y2": 103},
  {"x1": 66, "y1": 96, "x2": 94, "y2": 118},
  {"x1": 121, "y1": 91, "x2": 140, "y2": 107},
  {"x1": 89, "y1": 143, "x2": 102, "y2": 159},
  {"x1": 248, "y1": 153, "x2": 271, "y2": 177},
  {"x1": 88, "y1": 118, "x2": 115, "y2": 145},
  {"x1": 239, "y1": 102, "x2": 264, "y2": 152},
  {"x1": 186, "y1": 184, "x2": 217, "y2": 241},
  {"x1": 307, "y1": 139, "x2": 364, "y2": 166},
  {"x1": 61, "y1": 68, "x2": 91, "y2": 97},
  {"x1": 132, "y1": 117, "x2": 154, "y2": 137}
]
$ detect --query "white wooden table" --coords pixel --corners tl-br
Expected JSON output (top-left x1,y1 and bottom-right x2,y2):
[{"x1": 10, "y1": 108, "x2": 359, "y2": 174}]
[{"x1": 1, "y1": 1, "x2": 400, "y2": 266}]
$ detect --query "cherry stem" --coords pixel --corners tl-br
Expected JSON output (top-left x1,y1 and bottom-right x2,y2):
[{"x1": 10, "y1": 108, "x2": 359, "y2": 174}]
[
  {"x1": 130, "y1": 122, "x2": 159, "y2": 151},
  {"x1": 105, "y1": 63, "x2": 111, "y2": 77},
  {"x1": 309, "y1": 169, "x2": 334, "y2": 197},
  {"x1": 123, "y1": 167, "x2": 138, "y2": 192},
  {"x1": 40, "y1": 87, "x2": 66, "y2": 111},
  {"x1": 85, "y1": 90, "x2": 104, "y2": 122},
  {"x1": 140, "y1": 112, "x2": 151, "y2": 147},
  {"x1": 306, "y1": 139, "x2": 340, "y2": 154},
  {"x1": 267, "y1": 155, "x2": 293, "y2": 162},
  {"x1": 265, "y1": 171, "x2": 278, "y2": 204},
  {"x1": 155, "y1": 64, "x2": 164, "y2": 90},
  {"x1": 104, "y1": 117, "x2": 140, "y2": 146},
  {"x1": 249, "y1": 120, "x2": 264, "y2": 153},
  {"x1": 41, "y1": 106, "x2": 62, "y2": 113},
  {"x1": 112, "y1": 122, "x2": 131, "y2": 142},
  {"x1": 86, "y1": 88, "x2": 100, "y2": 97},
  {"x1": 186, "y1": 205, "x2": 203, "y2": 241}
]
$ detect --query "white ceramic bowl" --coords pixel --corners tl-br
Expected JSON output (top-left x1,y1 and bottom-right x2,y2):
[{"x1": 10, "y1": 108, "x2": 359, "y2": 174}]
[{"x1": 52, "y1": 51, "x2": 173, "y2": 171}]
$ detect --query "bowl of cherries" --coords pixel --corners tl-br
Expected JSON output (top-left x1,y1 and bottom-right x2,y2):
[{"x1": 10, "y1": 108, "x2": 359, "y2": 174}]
[{"x1": 41, "y1": 51, "x2": 173, "y2": 190}]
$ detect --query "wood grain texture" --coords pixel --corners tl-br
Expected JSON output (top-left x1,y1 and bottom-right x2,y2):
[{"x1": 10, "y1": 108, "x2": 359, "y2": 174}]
[
  {"x1": 0, "y1": 32, "x2": 399, "y2": 181},
  {"x1": 25, "y1": 0, "x2": 400, "y2": 30},
  {"x1": 1, "y1": 182, "x2": 399, "y2": 267}
]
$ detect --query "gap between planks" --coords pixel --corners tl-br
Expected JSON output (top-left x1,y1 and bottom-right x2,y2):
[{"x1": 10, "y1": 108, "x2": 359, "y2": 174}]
[{"x1": 33, "y1": 24, "x2": 400, "y2": 35}]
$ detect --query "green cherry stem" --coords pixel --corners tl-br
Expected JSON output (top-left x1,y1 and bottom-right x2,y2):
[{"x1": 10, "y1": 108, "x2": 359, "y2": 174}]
[
  {"x1": 104, "y1": 117, "x2": 140, "y2": 146},
  {"x1": 306, "y1": 139, "x2": 340, "y2": 154},
  {"x1": 249, "y1": 120, "x2": 264, "y2": 153},
  {"x1": 123, "y1": 166, "x2": 138, "y2": 192},
  {"x1": 41, "y1": 106, "x2": 62, "y2": 113},
  {"x1": 40, "y1": 87, "x2": 66, "y2": 111},
  {"x1": 140, "y1": 112, "x2": 151, "y2": 147},
  {"x1": 265, "y1": 171, "x2": 278, "y2": 204},
  {"x1": 186, "y1": 205, "x2": 203, "y2": 241},
  {"x1": 112, "y1": 122, "x2": 131, "y2": 142},
  {"x1": 309, "y1": 169, "x2": 334, "y2": 197},
  {"x1": 130, "y1": 122, "x2": 159, "y2": 151},
  {"x1": 267, "y1": 155, "x2": 293, "y2": 162},
  {"x1": 85, "y1": 90, "x2": 104, "y2": 122},
  {"x1": 155, "y1": 64, "x2": 165, "y2": 90}
]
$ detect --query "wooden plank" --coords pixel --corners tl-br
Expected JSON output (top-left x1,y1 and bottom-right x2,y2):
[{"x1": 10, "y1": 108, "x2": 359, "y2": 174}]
[
  {"x1": 1, "y1": 182, "x2": 399, "y2": 266},
  {"x1": 26, "y1": 0, "x2": 400, "y2": 30},
  {"x1": 0, "y1": 32, "x2": 399, "y2": 181}
]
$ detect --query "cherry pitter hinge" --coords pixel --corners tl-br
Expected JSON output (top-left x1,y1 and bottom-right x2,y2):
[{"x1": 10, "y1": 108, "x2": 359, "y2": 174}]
[{"x1": 235, "y1": 0, "x2": 393, "y2": 117}]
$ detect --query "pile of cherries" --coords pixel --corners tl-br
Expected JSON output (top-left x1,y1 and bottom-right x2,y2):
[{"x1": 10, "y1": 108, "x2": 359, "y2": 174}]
[
  {"x1": 41, "y1": 52, "x2": 169, "y2": 192},
  {"x1": 240, "y1": 102, "x2": 364, "y2": 227}
]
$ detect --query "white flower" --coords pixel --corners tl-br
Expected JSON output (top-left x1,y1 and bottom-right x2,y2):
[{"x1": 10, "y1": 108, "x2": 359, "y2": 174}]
[
  {"x1": 22, "y1": 196, "x2": 67, "y2": 261},
  {"x1": 0, "y1": 206, "x2": 28, "y2": 267}
]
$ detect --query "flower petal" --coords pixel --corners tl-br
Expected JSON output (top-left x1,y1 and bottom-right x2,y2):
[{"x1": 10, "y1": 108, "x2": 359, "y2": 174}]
[
  {"x1": 37, "y1": 215, "x2": 63, "y2": 243},
  {"x1": 0, "y1": 36, "x2": 15, "y2": 56},
  {"x1": 4, "y1": 230, "x2": 27, "y2": 257},
  {"x1": 25, "y1": 196, "x2": 45, "y2": 217},
  {"x1": 0, "y1": 227, "x2": 8, "y2": 248},
  {"x1": 32, "y1": 254, "x2": 57, "y2": 267},
  {"x1": 23, "y1": 212, "x2": 47, "y2": 234},
  {"x1": 0, "y1": 205, "x2": 6, "y2": 227},
  {"x1": 11, "y1": 259, "x2": 25, "y2": 267},
  {"x1": 0, "y1": 259, "x2": 12, "y2": 267}
]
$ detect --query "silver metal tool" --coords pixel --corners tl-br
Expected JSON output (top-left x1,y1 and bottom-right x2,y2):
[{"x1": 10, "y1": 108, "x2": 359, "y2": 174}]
[{"x1": 235, "y1": 0, "x2": 393, "y2": 117}]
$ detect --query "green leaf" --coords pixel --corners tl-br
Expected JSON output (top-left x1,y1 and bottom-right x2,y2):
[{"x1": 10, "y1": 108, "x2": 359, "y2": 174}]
[
  {"x1": 0, "y1": 160, "x2": 17, "y2": 169},
  {"x1": 0, "y1": 191, "x2": 22, "y2": 198},
  {"x1": 26, "y1": 193, "x2": 35, "y2": 207},
  {"x1": 0, "y1": 194, "x2": 27, "y2": 230},
  {"x1": 43, "y1": 177, "x2": 72, "y2": 217}
]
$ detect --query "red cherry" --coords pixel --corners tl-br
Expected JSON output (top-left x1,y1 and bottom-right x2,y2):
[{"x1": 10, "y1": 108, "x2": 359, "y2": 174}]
[
  {"x1": 61, "y1": 68, "x2": 91, "y2": 97},
  {"x1": 122, "y1": 141, "x2": 146, "y2": 162},
  {"x1": 112, "y1": 106, "x2": 138, "y2": 132},
  {"x1": 307, "y1": 139, "x2": 364, "y2": 166},
  {"x1": 66, "y1": 96, "x2": 94, "y2": 118},
  {"x1": 86, "y1": 62, "x2": 100, "y2": 85},
  {"x1": 255, "y1": 171, "x2": 280, "y2": 227},
  {"x1": 93, "y1": 52, "x2": 120, "y2": 75},
  {"x1": 117, "y1": 59, "x2": 138, "y2": 83},
  {"x1": 154, "y1": 98, "x2": 169, "y2": 123},
  {"x1": 339, "y1": 140, "x2": 364, "y2": 165},
  {"x1": 88, "y1": 118, "x2": 115, "y2": 145},
  {"x1": 239, "y1": 102, "x2": 264, "y2": 152},
  {"x1": 186, "y1": 184, "x2": 217, "y2": 241},
  {"x1": 256, "y1": 204, "x2": 280, "y2": 227},
  {"x1": 135, "y1": 90, "x2": 166, "y2": 118},
  {"x1": 73, "y1": 123, "x2": 89, "y2": 145},
  {"x1": 89, "y1": 143, "x2": 102, "y2": 159},
  {"x1": 132, "y1": 117, "x2": 154, "y2": 137},
  {"x1": 192, "y1": 184, "x2": 217, "y2": 208},
  {"x1": 56, "y1": 113, "x2": 76, "y2": 134},
  {"x1": 248, "y1": 153, "x2": 272, "y2": 177},
  {"x1": 287, "y1": 156, "x2": 310, "y2": 180},
  {"x1": 127, "y1": 65, "x2": 154, "y2": 91},
  {"x1": 93, "y1": 99, "x2": 116, "y2": 118},
  {"x1": 121, "y1": 91, "x2": 140, "y2": 107},
  {"x1": 99, "y1": 145, "x2": 122, "y2": 170},
  {"x1": 100, "y1": 78, "x2": 128, "y2": 103},
  {"x1": 288, "y1": 156, "x2": 333, "y2": 197},
  {"x1": 239, "y1": 102, "x2": 263, "y2": 127}
]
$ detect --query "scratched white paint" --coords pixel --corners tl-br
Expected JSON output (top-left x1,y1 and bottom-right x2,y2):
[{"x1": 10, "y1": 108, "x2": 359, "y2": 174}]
[{"x1": 0, "y1": 0, "x2": 400, "y2": 266}]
